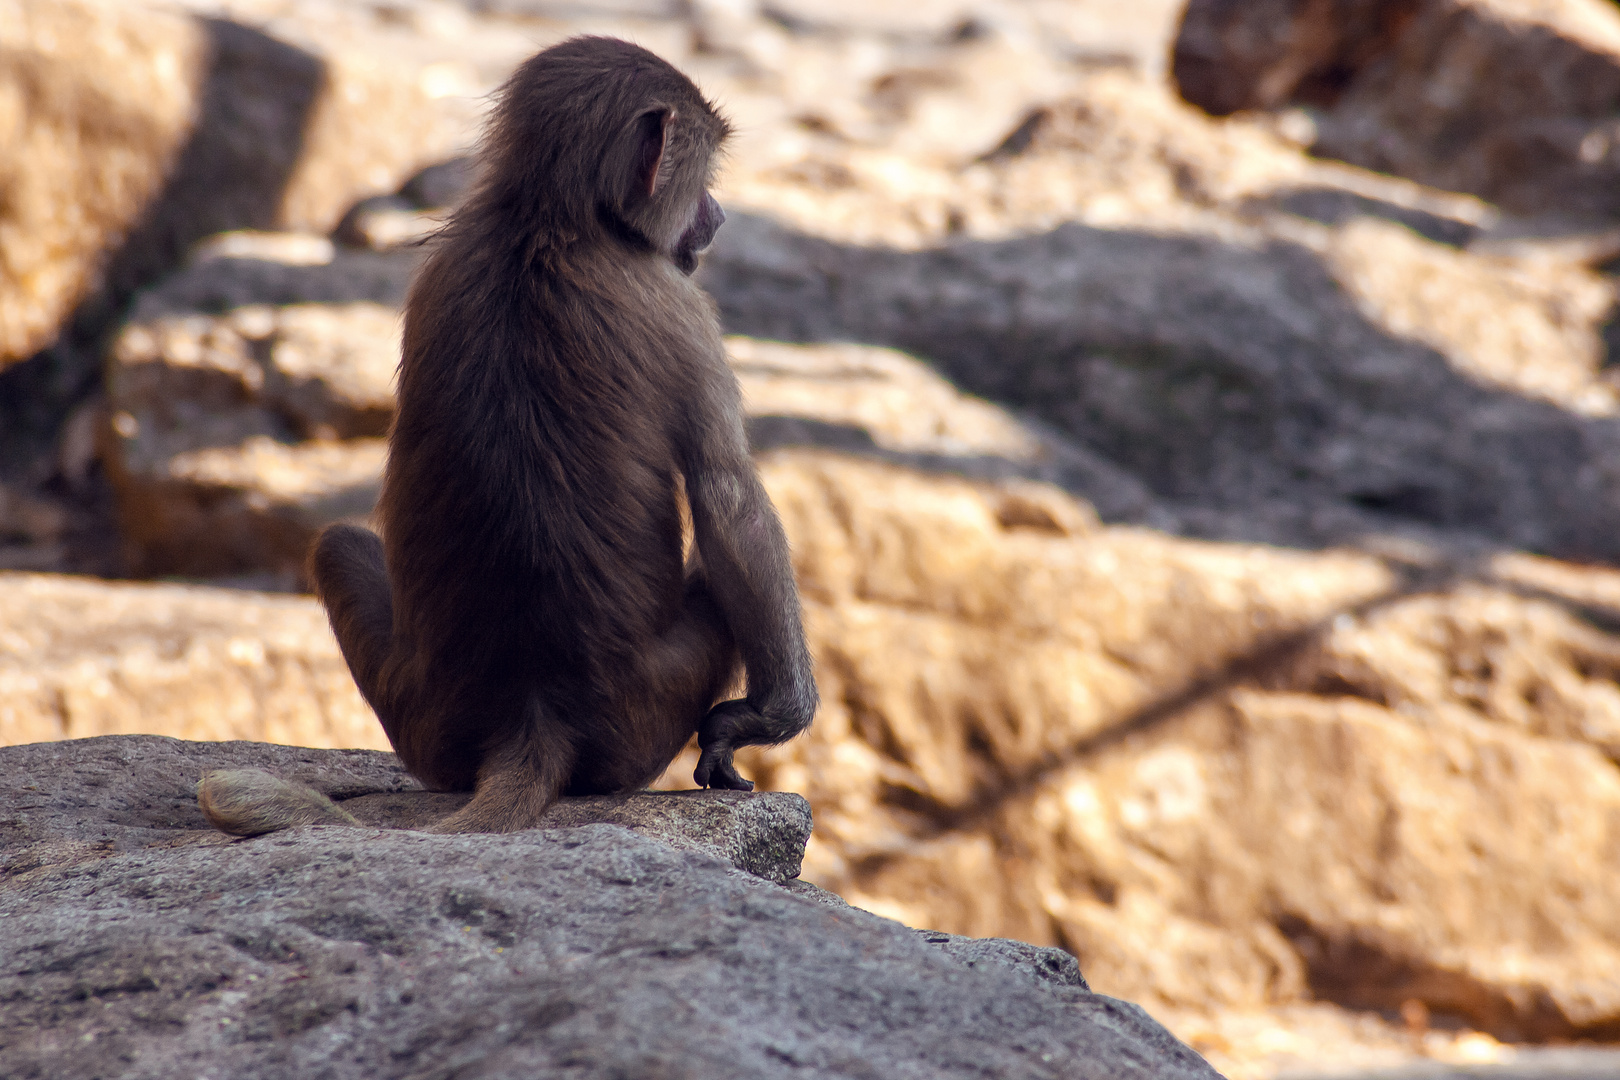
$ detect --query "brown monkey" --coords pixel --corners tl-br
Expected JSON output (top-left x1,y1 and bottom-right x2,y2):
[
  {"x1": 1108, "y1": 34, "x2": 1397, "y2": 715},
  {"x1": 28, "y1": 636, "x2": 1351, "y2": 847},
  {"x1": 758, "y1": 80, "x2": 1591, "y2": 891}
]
[{"x1": 200, "y1": 37, "x2": 816, "y2": 837}]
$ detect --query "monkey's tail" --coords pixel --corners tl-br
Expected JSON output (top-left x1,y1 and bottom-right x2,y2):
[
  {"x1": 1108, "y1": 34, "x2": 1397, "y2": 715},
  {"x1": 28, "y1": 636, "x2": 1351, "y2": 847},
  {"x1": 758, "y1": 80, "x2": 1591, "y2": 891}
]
[
  {"x1": 197, "y1": 768, "x2": 360, "y2": 837},
  {"x1": 429, "y1": 704, "x2": 575, "y2": 834}
]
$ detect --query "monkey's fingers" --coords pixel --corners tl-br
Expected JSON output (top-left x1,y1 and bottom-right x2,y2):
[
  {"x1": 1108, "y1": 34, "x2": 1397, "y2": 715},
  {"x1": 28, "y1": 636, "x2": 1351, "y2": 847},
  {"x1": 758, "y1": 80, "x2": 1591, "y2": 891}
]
[
  {"x1": 696, "y1": 698, "x2": 764, "y2": 790},
  {"x1": 693, "y1": 747, "x2": 754, "y2": 791}
]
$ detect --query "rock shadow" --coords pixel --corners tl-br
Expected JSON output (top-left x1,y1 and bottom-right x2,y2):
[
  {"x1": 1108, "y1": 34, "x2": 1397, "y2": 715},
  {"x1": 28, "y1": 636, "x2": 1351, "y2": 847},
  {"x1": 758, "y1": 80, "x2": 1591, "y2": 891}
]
[
  {"x1": 700, "y1": 211, "x2": 1620, "y2": 562},
  {"x1": 1237, "y1": 185, "x2": 1481, "y2": 247},
  {"x1": 125, "y1": 250, "x2": 419, "y2": 321},
  {"x1": 0, "y1": 19, "x2": 327, "y2": 467},
  {"x1": 745, "y1": 414, "x2": 1162, "y2": 523}
]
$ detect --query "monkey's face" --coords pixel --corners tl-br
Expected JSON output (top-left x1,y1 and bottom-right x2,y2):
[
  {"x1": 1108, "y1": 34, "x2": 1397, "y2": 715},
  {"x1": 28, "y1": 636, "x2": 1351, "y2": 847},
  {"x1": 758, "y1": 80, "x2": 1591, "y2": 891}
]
[{"x1": 671, "y1": 191, "x2": 725, "y2": 276}]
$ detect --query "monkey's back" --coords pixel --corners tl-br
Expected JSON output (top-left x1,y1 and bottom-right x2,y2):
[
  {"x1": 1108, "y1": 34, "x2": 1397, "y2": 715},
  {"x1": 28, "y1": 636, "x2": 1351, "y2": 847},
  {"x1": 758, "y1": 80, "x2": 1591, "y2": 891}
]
[{"x1": 380, "y1": 233, "x2": 725, "y2": 716}]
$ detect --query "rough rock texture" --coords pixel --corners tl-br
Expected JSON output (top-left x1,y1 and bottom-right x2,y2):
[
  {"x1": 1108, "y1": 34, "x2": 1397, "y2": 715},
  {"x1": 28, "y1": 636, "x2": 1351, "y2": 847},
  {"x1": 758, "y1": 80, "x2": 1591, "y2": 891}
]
[
  {"x1": 0, "y1": 736, "x2": 1218, "y2": 1080},
  {"x1": 533, "y1": 788, "x2": 812, "y2": 884},
  {"x1": 195, "y1": 769, "x2": 815, "y2": 882},
  {"x1": 0, "y1": 735, "x2": 812, "y2": 882},
  {"x1": 1173, "y1": 0, "x2": 1620, "y2": 223}
]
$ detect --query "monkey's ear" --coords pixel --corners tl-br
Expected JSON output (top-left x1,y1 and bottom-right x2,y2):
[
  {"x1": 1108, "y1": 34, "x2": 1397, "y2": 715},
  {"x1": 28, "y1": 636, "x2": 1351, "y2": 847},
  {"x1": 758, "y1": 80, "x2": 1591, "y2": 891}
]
[{"x1": 635, "y1": 108, "x2": 673, "y2": 199}]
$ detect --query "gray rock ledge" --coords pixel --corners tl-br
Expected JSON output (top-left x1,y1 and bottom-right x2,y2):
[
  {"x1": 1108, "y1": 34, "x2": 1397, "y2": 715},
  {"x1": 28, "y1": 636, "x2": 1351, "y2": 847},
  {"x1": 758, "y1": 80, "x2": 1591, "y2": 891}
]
[
  {"x1": 0, "y1": 735, "x2": 810, "y2": 884},
  {"x1": 0, "y1": 735, "x2": 1220, "y2": 1079}
]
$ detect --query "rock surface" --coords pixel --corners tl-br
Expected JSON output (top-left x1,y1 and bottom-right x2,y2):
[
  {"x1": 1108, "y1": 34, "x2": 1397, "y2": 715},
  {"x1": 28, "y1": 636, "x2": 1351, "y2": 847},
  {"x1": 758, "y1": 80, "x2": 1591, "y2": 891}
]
[
  {"x1": 0, "y1": 735, "x2": 1218, "y2": 1080},
  {"x1": 0, "y1": 735, "x2": 811, "y2": 882}
]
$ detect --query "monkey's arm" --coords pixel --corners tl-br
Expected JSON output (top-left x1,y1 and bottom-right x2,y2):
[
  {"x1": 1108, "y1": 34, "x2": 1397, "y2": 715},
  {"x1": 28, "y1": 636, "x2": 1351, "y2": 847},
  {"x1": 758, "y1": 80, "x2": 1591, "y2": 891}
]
[{"x1": 681, "y1": 379, "x2": 818, "y2": 789}]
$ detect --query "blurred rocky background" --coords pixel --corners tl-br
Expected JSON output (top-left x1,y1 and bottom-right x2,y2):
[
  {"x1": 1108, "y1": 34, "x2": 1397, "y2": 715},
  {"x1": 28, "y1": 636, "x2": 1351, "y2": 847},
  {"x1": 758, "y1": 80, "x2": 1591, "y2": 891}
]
[{"x1": 8, "y1": 0, "x2": 1620, "y2": 1075}]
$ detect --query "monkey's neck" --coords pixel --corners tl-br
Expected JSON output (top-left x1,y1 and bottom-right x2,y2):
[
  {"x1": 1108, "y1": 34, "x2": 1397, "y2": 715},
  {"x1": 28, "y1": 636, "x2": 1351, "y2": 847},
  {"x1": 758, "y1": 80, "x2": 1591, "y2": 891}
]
[{"x1": 593, "y1": 203, "x2": 657, "y2": 258}]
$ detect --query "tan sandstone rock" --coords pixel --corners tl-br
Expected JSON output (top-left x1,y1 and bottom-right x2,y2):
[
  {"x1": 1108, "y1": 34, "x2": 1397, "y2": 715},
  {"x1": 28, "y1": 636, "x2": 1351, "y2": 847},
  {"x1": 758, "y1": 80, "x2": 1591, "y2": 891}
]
[
  {"x1": 0, "y1": 0, "x2": 199, "y2": 368},
  {"x1": 105, "y1": 301, "x2": 397, "y2": 581},
  {"x1": 724, "y1": 453, "x2": 1620, "y2": 1042},
  {"x1": 0, "y1": 572, "x2": 381, "y2": 749},
  {"x1": 0, "y1": 0, "x2": 463, "y2": 369}
]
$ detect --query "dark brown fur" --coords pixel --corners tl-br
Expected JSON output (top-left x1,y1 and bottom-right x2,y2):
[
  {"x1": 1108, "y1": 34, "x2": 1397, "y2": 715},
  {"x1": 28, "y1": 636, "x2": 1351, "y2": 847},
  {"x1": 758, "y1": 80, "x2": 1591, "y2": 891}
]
[{"x1": 288, "y1": 37, "x2": 817, "y2": 834}]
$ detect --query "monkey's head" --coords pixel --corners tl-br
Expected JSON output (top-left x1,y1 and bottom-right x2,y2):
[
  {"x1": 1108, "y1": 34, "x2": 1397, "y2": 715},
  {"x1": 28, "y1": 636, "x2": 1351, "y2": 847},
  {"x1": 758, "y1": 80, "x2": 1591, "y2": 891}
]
[{"x1": 480, "y1": 37, "x2": 731, "y2": 275}]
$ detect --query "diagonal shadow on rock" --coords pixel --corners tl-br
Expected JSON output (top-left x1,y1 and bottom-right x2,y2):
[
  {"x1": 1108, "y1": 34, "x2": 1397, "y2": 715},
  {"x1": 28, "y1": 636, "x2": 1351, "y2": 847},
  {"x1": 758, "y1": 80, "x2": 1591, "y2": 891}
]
[
  {"x1": 867, "y1": 565, "x2": 1446, "y2": 841},
  {"x1": 745, "y1": 413, "x2": 1161, "y2": 522},
  {"x1": 0, "y1": 19, "x2": 326, "y2": 467},
  {"x1": 1236, "y1": 186, "x2": 1482, "y2": 248},
  {"x1": 700, "y1": 211, "x2": 1620, "y2": 562},
  {"x1": 842, "y1": 551, "x2": 1620, "y2": 1041}
]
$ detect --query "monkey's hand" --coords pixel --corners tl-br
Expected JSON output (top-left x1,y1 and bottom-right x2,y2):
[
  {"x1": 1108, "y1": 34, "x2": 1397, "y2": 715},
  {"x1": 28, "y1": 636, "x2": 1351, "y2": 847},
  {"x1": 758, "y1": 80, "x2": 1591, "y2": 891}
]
[{"x1": 693, "y1": 698, "x2": 763, "y2": 791}]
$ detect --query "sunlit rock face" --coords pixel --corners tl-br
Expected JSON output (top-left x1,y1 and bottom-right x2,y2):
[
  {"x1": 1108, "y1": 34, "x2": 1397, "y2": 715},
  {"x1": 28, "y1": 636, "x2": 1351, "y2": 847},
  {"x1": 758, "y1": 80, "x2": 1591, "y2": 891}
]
[{"x1": 0, "y1": 0, "x2": 465, "y2": 372}]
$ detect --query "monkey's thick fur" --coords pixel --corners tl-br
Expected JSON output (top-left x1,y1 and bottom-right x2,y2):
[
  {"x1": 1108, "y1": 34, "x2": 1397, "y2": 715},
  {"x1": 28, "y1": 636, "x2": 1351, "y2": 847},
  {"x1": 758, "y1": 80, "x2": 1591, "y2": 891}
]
[
  {"x1": 199, "y1": 769, "x2": 357, "y2": 836},
  {"x1": 200, "y1": 38, "x2": 817, "y2": 838}
]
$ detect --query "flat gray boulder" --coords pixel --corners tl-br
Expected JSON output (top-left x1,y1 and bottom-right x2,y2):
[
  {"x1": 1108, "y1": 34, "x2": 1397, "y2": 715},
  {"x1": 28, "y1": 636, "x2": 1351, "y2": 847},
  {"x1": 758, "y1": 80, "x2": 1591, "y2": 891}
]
[{"x1": 0, "y1": 736, "x2": 1220, "y2": 1079}]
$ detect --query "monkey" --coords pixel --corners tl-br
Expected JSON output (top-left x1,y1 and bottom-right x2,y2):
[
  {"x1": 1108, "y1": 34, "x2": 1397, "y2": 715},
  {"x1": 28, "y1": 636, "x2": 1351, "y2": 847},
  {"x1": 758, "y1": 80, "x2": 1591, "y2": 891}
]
[{"x1": 199, "y1": 37, "x2": 818, "y2": 837}]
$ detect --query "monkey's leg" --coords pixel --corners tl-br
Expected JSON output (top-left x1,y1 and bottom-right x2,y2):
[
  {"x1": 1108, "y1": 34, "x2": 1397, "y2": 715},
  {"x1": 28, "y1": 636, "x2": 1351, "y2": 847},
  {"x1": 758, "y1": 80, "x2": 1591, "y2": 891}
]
[
  {"x1": 309, "y1": 524, "x2": 401, "y2": 743},
  {"x1": 431, "y1": 706, "x2": 577, "y2": 833},
  {"x1": 571, "y1": 575, "x2": 739, "y2": 795}
]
